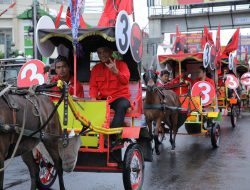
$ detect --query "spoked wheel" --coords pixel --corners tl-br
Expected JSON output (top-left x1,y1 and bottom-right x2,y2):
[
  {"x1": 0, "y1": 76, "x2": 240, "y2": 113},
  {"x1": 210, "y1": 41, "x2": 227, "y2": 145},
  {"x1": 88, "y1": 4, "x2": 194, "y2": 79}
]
[
  {"x1": 210, "y1": 123, "x2": 221, "y2": 148},
  {"x1": 36, "y1": 152, "x2": 57, "y2": 190},
  {"x1": 230, "y1": 105, "x2": 239, "y2": 128},
  {"x1": 123, "y1": 144, "x2": 144, "y2": 190}
]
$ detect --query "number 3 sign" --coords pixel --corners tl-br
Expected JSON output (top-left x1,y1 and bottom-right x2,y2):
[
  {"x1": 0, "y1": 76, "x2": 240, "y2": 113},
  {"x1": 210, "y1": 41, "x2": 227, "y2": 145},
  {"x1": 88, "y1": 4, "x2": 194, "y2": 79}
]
[
  {"x1": 191, "y1": 81, "x2": 216, "y2": 106},
  {"x1": 225, "y1": 74, "x2": 239, "y2": 89},
  {"x1": 17, "y1": 59, "x2": 48, "y2": 88}
]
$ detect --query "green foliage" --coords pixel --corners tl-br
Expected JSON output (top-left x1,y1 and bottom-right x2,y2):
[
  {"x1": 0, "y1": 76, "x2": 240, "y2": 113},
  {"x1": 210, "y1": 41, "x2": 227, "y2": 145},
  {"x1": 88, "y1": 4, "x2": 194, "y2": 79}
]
[{"x1": 0, "y1": 51, "x2": 4, "y2": 59}]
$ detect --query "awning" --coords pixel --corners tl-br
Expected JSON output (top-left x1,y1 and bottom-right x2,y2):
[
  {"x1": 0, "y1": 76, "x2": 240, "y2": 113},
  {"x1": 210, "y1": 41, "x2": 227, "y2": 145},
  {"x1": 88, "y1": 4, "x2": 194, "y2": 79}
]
[
  {"x1": 158, "y1": 52, "x2": 203, "y2": 65},
  {"x1": 17, "y1": 7, "x2": 54, "y2": 19}
]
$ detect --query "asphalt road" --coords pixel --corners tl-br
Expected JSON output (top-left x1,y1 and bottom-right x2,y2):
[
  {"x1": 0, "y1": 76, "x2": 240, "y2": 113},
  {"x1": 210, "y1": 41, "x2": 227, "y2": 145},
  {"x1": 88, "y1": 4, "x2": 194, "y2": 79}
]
[{"x1": 3, "y1": 112, "x2": 250, "y2": 190}]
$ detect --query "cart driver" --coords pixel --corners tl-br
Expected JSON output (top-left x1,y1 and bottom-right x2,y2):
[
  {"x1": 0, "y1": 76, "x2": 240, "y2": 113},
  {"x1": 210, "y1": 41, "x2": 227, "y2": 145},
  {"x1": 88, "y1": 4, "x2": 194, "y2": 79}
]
[
  {"x1": 193, "y1": 66, "x2": 215, "y2": 88},
  {"x1": 89, "y1": 47, "x2": 131, "y2": 129},
  {"x1": 50, "y1": 55, "x2": 84, "y2": 100}
]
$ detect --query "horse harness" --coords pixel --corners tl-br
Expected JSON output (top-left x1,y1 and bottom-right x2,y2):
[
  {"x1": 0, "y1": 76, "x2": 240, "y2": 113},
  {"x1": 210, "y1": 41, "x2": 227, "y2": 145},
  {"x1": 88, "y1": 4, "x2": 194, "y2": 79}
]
[
  {"x1": 143, "y1": 86, "x2": 184, "y2": 112},
  {"x1": 0, "y1": 84, "x2": 66, "y2": 141}
]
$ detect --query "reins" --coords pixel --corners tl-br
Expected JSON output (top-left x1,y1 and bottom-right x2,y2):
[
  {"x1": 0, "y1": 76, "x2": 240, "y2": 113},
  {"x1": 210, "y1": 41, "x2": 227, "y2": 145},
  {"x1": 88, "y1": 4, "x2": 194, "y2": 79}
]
[{"x1": 0, "y1": 101, "x2": 28, "y2": 172}]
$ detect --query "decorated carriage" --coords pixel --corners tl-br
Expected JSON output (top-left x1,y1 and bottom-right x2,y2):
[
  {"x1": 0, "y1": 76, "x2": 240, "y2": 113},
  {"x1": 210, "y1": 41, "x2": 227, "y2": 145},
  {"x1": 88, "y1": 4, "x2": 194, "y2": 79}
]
[
  {"x1": 13, "y1": 10, "x2": 151, "y2": 190},
  {"x1": 158, "y1": 50, "x2": 221, "y2": 148}
]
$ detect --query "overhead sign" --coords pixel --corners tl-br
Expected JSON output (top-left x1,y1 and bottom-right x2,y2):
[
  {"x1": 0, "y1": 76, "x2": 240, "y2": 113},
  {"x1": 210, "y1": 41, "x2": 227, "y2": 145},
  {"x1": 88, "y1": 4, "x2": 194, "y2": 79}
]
[
  {"x1": 162, "y1": 0, "x2": 235, "y2": 6},
  {"x1": 130, "y1": 23, "x2": 143, "y2": 63},
  {"x1": 115, "y1": 11, "x2": 131, "y2": 55},
  {"x1": 17, "y1": 59, "x2": 48, "y2": 88}
]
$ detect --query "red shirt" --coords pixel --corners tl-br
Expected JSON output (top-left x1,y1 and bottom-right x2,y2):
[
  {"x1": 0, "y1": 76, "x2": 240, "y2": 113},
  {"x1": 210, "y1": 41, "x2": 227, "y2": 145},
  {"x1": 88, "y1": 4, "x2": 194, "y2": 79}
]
[
  {"x1": 50, "y1": 75, "x2": 84, "y2": 100},
  {"x1": 193, "y1": 76, "x2": 215, "y2": 88},
  {"x1": 170, "y1": 75, "x2": 193, "y2": 95},
  {"x1": 156, "y1": 80, "x2": 171, "y2": 88},
  {"x1": 89, "y1": 60, "x2": 130, "y2": 102}
]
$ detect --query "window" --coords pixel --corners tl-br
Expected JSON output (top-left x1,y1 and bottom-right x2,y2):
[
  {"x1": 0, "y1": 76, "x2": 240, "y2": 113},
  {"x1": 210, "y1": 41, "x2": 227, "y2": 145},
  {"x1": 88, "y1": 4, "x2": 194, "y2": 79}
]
[
  {"x1": 0, "y1": 0, "x2": 12, "y2": 3},
  {"x1": 0, "y1": 33, "x2": 4, "y2": 44},
  {"x1": 48, "y1": 0, "x2": 62, "y2": 4}
]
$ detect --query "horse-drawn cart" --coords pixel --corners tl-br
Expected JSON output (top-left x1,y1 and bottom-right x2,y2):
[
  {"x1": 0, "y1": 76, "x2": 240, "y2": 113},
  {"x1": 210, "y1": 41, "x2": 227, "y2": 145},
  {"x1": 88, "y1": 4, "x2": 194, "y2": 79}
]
[
  {"x1": 29, "y1": 12, "x2": 151, "y2": 190},
  {"x1": 155, "y1": 52, "x2": 221, "y2": 148}
]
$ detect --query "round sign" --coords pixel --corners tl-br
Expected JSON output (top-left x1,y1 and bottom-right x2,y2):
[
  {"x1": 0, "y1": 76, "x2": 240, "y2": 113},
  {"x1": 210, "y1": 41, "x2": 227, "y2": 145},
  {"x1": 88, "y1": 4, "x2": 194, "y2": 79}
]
[
  {"x1": 191, "y1": 81, "x2": 216, "y2": 106},
  {"x1": 36, "y1": 16, "x2": 55, "y2": 57},
  {"x1": 130, "y1": 23, "x2": 143, "y2": 63},
  {"x1": 17, "y1": 59, "x2": 48, "y2": 88},
  {"x1": 115, "y1": 11, "x2": 131, "y2": 55},
  {"x1": 209, "y1": 45, "x2": 216, "y2": 70},
  {"x1": 203, "y1": 43, "x2": 210, "y2": 68},
  {"x1": 228, "y1": 52, "x2": 234, "y2": 71},
  {"x1": 225, "y1": 74, "x2": 239, "y2": 89},
  {"x1": 241, "y1": 72, "x2": 250, "y2": 86}
]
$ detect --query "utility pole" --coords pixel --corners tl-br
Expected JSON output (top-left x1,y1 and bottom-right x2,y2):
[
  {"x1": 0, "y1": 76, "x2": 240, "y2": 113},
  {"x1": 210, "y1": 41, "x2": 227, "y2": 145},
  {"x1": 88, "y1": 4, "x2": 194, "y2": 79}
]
[{"x1": 33, "y1": 0, "x2": 38, "y2": 59}]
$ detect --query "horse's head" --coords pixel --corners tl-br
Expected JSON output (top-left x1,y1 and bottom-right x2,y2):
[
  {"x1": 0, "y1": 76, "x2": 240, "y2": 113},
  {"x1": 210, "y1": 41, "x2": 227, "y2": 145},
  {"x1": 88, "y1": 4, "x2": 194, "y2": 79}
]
[{"x1": 143, "y1": 70, "x2": 158, "y2": 92}]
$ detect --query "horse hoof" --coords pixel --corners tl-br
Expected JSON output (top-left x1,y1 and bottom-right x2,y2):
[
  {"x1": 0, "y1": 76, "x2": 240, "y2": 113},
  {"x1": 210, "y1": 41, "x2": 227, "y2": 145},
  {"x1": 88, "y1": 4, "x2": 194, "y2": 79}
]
[{"x1": 156, "y1": 150, "x2": 160, "y2": 155}]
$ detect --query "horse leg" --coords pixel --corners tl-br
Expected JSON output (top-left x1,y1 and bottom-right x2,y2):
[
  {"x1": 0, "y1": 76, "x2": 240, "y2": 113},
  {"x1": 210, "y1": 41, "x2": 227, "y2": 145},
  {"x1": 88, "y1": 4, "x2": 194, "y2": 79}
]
[
  {"x1": 0, "y1": 160, "x2": 4, "y2": 190},
  {"x1": 45, "y1": 142, "x2": 65, "y2": 190},
  {"x1": 21, "y1": 151, "x2": 39, "y2": 190},
  {"x1": 154, "y1": 119, "x2": 162, "y2": 155},
  {"x1": 170, "y1": 114, "x2": 179, "y2": 150},
  {"x1": 146, "y1": 119, "x2": 153, "y2": 140}
]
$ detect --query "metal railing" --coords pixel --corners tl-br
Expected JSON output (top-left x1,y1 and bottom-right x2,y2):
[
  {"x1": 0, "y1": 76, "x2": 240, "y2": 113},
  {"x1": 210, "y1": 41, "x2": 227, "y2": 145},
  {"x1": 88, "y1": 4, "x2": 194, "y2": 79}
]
[{"x1": 149, "y1": 4, "x2": 250, "y2": 17}]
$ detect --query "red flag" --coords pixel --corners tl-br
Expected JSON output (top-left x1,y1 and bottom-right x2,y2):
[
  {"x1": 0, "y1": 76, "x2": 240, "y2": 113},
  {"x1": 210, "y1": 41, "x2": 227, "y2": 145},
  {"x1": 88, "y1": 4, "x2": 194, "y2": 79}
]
[
  {"x1": 118, "y1": 0, "x2": 134, "y2": 14},
  {"x1": 201, "y1": 25, "x2": 214, "y2": 49},
  {"x1": 216, "y1": 25, "x2": 221, "y2": 74},
  {"x1": 98, "y1": 0, "x2": 118, "y2": 27},
  {"x1": 66, "y1": 6, "x2": 87, "y2": 29},
  {"x1": 98, "y1": 0, "x2": 133, "y2": 27},
  {"x1": 173, "y1": 25, "x2": 184, "y2": 54},
  {"x1": 79, "y1": 15, "x2": 87, "y2": 28},
  {"x1": 55, "y1": 3, "x2": 64, "y2": 29},
  {"x1": 245, "y1": 47, "x2": 248, "y2": 64},
  {"x1": 222, "y1": 28, "x2": 240, "y2": 58}
]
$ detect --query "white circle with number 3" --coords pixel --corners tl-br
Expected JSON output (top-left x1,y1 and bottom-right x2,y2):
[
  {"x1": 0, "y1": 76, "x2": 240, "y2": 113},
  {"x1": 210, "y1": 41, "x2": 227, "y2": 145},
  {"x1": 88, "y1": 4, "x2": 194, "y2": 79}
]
[
  {"x1": 115, "y1": 11, "x2": 131, "y2": 55},
  {"x1": 191, "y1": 81, "x2": 216, "y2": 106},
  {"x1": 241, "y1": 72, "x2": 250, "y2": 86},
  {"x1": 225, "y1": 74, "x2": 239, "y2": 89}
]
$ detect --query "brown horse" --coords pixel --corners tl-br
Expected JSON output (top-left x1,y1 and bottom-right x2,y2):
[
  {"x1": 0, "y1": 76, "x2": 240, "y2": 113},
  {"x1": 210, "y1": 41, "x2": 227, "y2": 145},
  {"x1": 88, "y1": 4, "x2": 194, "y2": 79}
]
[
  {"x1": 0, "y1": 92, "x2": 65, "y2": 190},
  {"x1": 143, "y1": 70, "x2": 181, "y2": 154}
]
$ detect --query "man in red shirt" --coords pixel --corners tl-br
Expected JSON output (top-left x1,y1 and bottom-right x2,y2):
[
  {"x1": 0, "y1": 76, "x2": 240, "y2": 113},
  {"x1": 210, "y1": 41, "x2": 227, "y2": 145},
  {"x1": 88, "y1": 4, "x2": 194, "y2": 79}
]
[
  {"x1": 90, "y1": 47, "x2": 130, "y2": 128},
  {"x1": 171, "y1": 67, "x2": 193, "y2": 95},
  {"x1": 193, "y1": 66, "x2": 215, "y2": 87},
  {"x1": 50, "y1": 56, "x2": 84, "y2": 100}
]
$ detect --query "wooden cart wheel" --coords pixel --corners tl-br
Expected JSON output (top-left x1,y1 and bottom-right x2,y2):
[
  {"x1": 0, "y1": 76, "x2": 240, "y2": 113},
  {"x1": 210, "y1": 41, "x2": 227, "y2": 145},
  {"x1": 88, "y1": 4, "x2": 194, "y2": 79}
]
[
  {"x1": 211, "y1": 123, "x2": 221, "y2": 148},
  {"x1": 123, "y1": 144, "x2": 144, "y2": 190},
  {"x1": 36, "y1": 152, "x2": 57, "y2": 190}
]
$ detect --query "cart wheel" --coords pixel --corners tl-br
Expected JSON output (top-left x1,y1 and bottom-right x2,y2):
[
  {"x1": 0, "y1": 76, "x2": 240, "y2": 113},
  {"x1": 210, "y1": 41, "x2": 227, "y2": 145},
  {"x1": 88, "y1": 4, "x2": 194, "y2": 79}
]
[
  {"x1": 230, "y1": 105, "x2": 238, "y2": 128},
  {"x1": 123, "y1": 144, "x2": 144, "y2": 190},
  {"x1": 36, "y1": 154, "x2": 57, "y2": 190},
  {"x1": 210, "y1": 123, "x2": 221, "y2": 148}
]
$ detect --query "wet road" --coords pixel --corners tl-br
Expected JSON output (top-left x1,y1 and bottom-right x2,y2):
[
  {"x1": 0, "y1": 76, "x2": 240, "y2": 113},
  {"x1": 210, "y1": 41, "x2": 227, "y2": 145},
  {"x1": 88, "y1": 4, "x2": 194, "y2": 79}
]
[{"x1": 4, "y1": 112, "x2": 250, "y2": 190}]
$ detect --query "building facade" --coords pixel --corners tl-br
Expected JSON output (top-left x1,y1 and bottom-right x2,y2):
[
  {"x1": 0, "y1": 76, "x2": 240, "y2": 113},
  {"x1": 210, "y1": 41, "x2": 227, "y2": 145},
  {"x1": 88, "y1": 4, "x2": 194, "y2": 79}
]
[{"x1": 0, "y1": 0, "x2": 103, "y2": 58}]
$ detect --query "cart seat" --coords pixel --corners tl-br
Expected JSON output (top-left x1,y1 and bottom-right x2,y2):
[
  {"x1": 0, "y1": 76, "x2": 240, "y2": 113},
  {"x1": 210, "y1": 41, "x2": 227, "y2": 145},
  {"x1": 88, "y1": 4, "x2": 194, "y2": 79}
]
[{"x1": 83, "y1": 82, "x2": 142, "y2": 118}]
